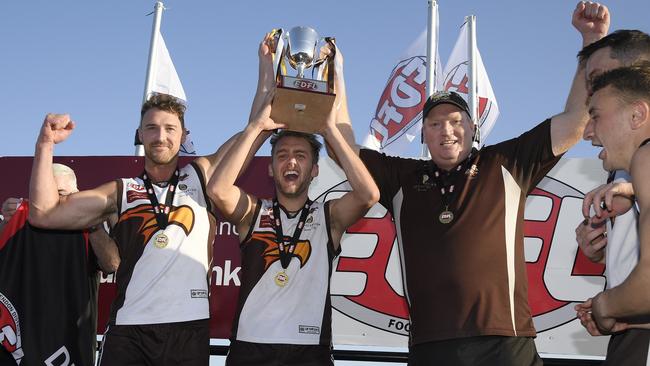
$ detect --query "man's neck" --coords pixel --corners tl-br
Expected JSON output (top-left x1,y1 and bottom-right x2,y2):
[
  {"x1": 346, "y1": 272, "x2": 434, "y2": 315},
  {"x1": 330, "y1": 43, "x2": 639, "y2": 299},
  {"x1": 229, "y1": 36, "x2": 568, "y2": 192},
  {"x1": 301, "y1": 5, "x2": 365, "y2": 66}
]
[
  {"x1": 276, "y1": 191, "x2": 310, "y2": 213},
  {"x1": 144, "y1": 159, "x2": 178, "y2": 183}
]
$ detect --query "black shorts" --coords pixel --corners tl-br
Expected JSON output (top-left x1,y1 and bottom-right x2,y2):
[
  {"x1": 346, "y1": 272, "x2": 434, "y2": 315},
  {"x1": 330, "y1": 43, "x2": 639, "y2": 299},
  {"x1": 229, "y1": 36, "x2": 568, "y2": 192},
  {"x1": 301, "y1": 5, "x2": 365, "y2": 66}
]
[
  {"x1": 408, "y1": 335, "x2": 542, "y2": 366},
  {"x1": 226, "y1": 340, "x2": 333, "y2": 366},
  {"x1": 97, "y1": 319, "x2": 209, "y2": 366},
  {"x1": 604, "y1": 328, "x2": 650, "y2": 365}
]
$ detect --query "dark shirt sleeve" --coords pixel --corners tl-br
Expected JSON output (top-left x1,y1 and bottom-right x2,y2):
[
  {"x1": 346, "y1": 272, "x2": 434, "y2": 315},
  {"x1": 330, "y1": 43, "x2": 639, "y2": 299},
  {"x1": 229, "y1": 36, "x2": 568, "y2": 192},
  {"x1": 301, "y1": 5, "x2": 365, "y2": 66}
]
[
  {"x1": 487, "y1": 119, "x2": 561, "y2": 193},
  {"x1": 359, "y1": 149, "x2": 402, "y2": 212}
]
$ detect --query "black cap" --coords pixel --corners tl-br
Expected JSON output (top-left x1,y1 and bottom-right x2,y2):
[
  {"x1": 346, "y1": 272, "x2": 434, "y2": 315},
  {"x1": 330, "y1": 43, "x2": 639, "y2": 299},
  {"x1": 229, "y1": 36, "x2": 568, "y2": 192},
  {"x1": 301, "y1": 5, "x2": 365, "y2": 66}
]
[{"x1": 423, "y1": 91, "x2": 472, "y2": 119}]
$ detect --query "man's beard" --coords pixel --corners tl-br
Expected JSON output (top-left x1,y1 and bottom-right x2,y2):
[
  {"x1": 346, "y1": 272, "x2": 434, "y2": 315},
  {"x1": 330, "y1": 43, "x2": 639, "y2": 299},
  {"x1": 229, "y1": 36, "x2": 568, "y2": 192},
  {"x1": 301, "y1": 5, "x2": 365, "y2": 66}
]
[
  {"x1": 275, "y1": 175, "x2": 311, "y2": 199},
  {"x1": 144, "y1": 144, "x2": 179, "y2": 165}
]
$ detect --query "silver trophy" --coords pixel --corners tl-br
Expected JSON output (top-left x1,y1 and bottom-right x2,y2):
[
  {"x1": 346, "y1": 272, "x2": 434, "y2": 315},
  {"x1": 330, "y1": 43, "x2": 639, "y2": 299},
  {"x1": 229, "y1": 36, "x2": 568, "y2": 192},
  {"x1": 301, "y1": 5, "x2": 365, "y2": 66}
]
[
  {"x1": 269, "y1": 26, "x2": 336, "y2": 133},
  {"x1": 286, "y1": 26, "x2": 319, "y2": 78}
]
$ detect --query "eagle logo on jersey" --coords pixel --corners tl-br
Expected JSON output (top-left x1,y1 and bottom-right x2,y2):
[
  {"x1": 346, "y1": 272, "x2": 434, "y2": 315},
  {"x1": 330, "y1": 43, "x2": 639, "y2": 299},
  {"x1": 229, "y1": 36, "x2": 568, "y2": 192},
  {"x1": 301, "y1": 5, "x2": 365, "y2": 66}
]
[
  {"x1": 249, "y1": 232, "x2": 312, "y2": 270},
  {"x1": 118, "y1": 204, "x2": 195, "y2": 245}
]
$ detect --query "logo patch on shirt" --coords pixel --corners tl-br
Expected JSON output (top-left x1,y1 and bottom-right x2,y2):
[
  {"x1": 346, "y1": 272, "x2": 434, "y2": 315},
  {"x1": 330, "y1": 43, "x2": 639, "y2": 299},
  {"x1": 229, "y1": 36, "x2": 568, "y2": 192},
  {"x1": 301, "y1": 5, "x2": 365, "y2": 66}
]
[
  {"x1": 413, "y1": 173, "x2": 435, "y2": 192},
  {"x1": 127, "y1": 183, "x2": 146, "y2": 191},
  {"x1": 259, "y1": 209, "x2": 275, "y2": 229},
  {"x1": 118, "y1": 204, "x2": 196, "y2": 245},
  {"x1": 126, "y1": 190, "x2": 149, "y2": 203},
  {"x1": 190, "y1": 289, "x2": 208, "y2": 298},
  {"x1": 248, "y1": 232, "x2": 312, "y2": 270},
  {"x1": 298, "y1": 325, "x2": 320, "y2": 335}
]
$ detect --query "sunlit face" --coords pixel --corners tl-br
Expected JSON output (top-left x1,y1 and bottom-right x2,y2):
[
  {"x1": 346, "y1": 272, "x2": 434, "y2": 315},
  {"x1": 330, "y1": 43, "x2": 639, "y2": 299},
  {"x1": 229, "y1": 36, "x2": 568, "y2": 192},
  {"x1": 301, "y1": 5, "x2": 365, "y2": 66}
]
[
  {"x1": 139, "y1": 108, "x2": 186, "y2": 166},
  {"x1": 422, "y1": 103, "x2": 475, "y2": 171},
  {"x1": 583, "y1": 47, "x2": 623, "y2": 143},
  {"x1": 269, "y1": 136, "x2": 318, "y2": 199},
  {"x1": 54, "y1": 174, "x2": 78, "y2": 197},
  {"x1": 585, "y1": 86, "x2": 633, "y2": 171}
]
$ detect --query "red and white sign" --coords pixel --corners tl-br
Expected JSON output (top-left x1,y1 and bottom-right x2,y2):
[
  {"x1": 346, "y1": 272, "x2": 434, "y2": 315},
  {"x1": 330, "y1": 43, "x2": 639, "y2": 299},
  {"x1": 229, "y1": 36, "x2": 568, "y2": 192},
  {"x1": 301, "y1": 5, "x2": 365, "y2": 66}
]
[
  {"x1": 442, "y1": 21, "x2": 499, "y2": 145},
  {"x1": 0, "y1": 156, "x2": 610, "y2": 358},
  {"x1": 363, "y1": 30, "x2": 443, "y2": 158}
]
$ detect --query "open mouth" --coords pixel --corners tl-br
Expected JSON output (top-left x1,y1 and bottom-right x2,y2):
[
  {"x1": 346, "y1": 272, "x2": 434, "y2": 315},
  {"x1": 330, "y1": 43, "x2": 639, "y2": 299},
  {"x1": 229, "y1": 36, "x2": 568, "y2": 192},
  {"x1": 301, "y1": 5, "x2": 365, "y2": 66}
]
[
  {"x1": 440, "y1": 140, "x2": 458, "y2": 147},
  {"x1": 283, "y1": 170, "x2": 300, "y2": 182}
]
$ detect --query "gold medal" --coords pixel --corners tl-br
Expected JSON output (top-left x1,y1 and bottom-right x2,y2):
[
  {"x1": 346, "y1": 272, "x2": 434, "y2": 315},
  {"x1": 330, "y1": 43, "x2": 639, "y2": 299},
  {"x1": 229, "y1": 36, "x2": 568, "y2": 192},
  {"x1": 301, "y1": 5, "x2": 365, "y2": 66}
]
[
  {"x1": 274, "y1": 270, "x2": 289, "y2": 287},
  {"x1": 154, "y1": 233, "x2": 169, "y2": 248},
  {"x1": 439, "y1": 210, "x2": 454, "y2": 224}
]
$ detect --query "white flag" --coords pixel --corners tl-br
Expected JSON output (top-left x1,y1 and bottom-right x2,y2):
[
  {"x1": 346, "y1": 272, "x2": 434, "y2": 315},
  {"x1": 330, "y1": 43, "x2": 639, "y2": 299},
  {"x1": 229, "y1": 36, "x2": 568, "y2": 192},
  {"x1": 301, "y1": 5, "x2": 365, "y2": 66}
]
[
  {"x1": 148, "y1": 30, "x2": 195, "y2": 155},
  {"x1": 149, "y1": 30, "x2": 187, "y2": 101},
  {"x1": 442, "y1": 21, "x2": 499, "y2": 145},
  {"x1": 363, "y1": 30, "x2": 443, "y2": 157}
]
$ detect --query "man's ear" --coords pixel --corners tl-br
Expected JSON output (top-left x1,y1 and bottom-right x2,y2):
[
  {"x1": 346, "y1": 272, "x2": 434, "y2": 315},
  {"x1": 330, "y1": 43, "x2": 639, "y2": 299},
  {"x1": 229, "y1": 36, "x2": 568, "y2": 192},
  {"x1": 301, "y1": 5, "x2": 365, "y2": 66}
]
[
  {"x1": 181, "y1": 128, "x2": 188, "y2": 144},
  {"x1": 268, "y1": 163, "x2": 274, "y2": 178},
  {"x1": 137, "y1": 127, "x2": 143, "y2": 144},
  {"x1": 630, "y1": 100, "x2": 650, "y2": 130},
  {"x1": 311, "y1": 163, "x2": 319, "y2": 180}
]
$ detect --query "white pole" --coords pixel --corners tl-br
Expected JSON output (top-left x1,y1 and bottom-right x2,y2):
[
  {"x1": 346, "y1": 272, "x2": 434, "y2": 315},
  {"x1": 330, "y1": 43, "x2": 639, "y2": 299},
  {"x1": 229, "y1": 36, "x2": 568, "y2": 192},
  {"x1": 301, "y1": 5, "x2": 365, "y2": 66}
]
[
  {"x1": 136, "y1": 1, "x2": 164, "y2": 156},
  {"x1": 422, "y1": 0, "x2": 439, "y2": 159},
  {"x1": 467, "y1": 15, "x2": 478, "y2": 125},
  {"x1": 425, "y1": 0, "x2": 439, "y2": 97}
]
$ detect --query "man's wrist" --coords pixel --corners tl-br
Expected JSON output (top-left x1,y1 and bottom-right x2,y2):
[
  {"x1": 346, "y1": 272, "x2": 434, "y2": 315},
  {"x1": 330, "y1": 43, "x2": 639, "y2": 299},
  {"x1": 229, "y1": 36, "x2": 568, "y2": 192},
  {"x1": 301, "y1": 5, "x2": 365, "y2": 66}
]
[
  {"x1": 320, "y1": 124, "x2": 338, "y2": 140},
  {"x1": 582, "y1": 34, "x2": 605, "y2": 48},
  {"x1": 244, "y1": 122, "x2": 266, "y2": 137},
  {"x1": 35, "y1": 140, "x2": 54, "y2": 153}
]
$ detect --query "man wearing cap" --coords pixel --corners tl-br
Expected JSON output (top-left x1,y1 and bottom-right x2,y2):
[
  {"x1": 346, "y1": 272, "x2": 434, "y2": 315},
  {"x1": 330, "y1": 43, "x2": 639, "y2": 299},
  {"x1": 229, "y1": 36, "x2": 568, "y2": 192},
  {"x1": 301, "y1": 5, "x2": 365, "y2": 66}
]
[{"x1": 332, "y1": 2, "x2": 608, "y2": 365}]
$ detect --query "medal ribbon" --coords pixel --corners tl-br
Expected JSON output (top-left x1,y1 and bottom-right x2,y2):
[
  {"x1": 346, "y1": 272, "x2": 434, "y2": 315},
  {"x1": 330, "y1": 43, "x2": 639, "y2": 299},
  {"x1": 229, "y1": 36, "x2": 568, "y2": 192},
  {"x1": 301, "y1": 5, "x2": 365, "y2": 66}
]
[
  {"x1": 428, "y1": 150, "x2": 478, "y2": 214},
  {"x1": 272, "y1": 199, "x2": 313, "y2": 269},
  {"x1": 141, "y1": 169, "x2": 180, "y2": 230}
]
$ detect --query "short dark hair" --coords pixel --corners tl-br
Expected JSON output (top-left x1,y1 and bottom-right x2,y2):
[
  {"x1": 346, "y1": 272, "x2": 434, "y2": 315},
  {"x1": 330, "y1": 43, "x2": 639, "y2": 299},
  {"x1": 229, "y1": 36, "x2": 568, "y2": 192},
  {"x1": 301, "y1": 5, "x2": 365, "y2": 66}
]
[
  {"x1": 270, "y1": 130, "x2": 322, "y2": 165},
  {"x1": 591, "y1": 61, "x2": 650, "y2": 105},
  {"x1": 578, "y1": 30, "x2": 650, "y2": 65},
  {"x1": 140, "y1": 93, "x2": 186, "y2": 129}
]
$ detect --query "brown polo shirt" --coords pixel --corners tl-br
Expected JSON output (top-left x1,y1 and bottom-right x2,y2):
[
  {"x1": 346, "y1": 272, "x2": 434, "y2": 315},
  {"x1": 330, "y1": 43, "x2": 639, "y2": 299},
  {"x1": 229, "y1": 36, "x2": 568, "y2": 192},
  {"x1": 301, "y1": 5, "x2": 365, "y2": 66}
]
[{"x1": 360, "y1": 119, "x2": 561, "y2": 345}]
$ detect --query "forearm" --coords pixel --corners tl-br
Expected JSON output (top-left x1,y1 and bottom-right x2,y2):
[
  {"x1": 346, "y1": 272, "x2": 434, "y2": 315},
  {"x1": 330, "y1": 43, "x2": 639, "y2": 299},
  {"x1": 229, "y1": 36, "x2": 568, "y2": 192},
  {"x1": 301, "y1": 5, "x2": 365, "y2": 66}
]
[
  {"x1": 330, "y1": 50, "x2": 358, "y2": 160},
  {"x1": 89, "y1": 225, "x2": 120, "y2": 273},
  {"x1": 551, "y1": 61, "x2": 589, "y2": 156},
  {"x1": 28, "y1": 142, "x2": 61, "y2": 223},
  {"x1": 598, "y1": 263, "x2": 650, "y2": 318},
  {"x1": 600, "y1": 208, "x2": 650, "y2": 317},
  {"x1": 208, "y1": 124, "x2": 263, "y2": 206},
  {"x1": 322, "y1": 125, "x2": 378, "y2": 206}
]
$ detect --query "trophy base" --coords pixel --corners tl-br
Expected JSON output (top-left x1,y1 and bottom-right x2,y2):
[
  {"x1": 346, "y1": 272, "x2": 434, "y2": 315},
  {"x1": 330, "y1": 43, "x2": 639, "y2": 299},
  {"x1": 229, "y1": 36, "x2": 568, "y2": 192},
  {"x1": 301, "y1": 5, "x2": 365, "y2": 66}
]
[{"x1": 271, "y1": 86, "x2": 336, "y2": 134}]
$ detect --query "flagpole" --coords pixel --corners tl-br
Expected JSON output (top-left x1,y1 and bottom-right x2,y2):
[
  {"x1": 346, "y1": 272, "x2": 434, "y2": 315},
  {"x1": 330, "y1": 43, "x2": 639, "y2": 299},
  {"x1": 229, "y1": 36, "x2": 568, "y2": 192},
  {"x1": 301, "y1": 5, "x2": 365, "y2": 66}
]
[
  {"x1": 467, "y1": 15, "x2": 478, "y2": 125},
  {"x1": 425, "y1": 0, "x2": 438, "y2": 98},
  {"x1": 136, "y1": 1, "x2": 165, "y2": 156},
  {"x1": 422, "y1": 0, "x2": 439, "y2": 159}
]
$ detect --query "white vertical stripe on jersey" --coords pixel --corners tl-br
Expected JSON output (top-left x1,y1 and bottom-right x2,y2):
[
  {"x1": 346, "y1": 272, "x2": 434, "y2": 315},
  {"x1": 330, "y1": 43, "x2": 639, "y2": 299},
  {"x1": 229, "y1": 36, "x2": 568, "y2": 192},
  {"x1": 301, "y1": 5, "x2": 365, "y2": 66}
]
[
  {"x1": 392, "y1": 189, "x2": 412, "y2": 309},
  {"x1": 501, "y1": 166, "x2": 522, "y2": 336}
]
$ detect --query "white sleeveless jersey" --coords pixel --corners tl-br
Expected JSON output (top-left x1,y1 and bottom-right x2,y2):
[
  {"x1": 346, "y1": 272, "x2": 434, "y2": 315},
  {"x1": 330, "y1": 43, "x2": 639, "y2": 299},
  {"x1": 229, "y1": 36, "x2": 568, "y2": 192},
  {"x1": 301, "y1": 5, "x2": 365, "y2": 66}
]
[
  {"x1": 605, "y1": 172, "x2": 640, "y2": 289},
  {"x1": 110, "y1": 163, "x2": 215, "y2": 325},
  {"x1": 232, "y1": 199, "x2": 339, "y2": 345}
]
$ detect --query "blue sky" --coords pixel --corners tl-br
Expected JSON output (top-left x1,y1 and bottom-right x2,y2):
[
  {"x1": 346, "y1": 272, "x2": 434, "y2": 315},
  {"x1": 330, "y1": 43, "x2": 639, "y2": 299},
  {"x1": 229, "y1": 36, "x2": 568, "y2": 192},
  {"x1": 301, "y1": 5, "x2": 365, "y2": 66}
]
[{"x1": 2, "y1": 0, "x2": 649, "y2": 158}]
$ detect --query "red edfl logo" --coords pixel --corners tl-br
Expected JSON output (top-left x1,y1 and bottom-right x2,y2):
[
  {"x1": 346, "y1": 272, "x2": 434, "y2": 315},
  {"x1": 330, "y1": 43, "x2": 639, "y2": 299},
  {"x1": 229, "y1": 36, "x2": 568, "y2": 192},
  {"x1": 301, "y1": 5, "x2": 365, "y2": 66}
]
[
  {"x1": 369, "y1": 56, "x2": 427, "y2": 149},
  {"x1": 442, "y1": 62, "x2": 492, "y2": 128},
  {"x1": 322, "y1": 176, "x2": 605, "y2": 336},
  {"x1": 0, "y1": 292, "x2": 24, "y2": 363},
  {"x1": 293, "y1": 80, "x2": 318, "y2": 91}
]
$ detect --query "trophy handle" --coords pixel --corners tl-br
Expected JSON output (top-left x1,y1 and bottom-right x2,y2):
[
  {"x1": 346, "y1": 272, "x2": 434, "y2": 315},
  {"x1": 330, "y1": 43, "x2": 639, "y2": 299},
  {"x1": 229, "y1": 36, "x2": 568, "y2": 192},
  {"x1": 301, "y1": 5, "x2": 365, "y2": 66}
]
[
  {"x1": 270, "y1": 28, "x2": 286, "y2": 83},
  {"x1": 325, "y1": 37, "x2": 336, "y2": 94}
]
